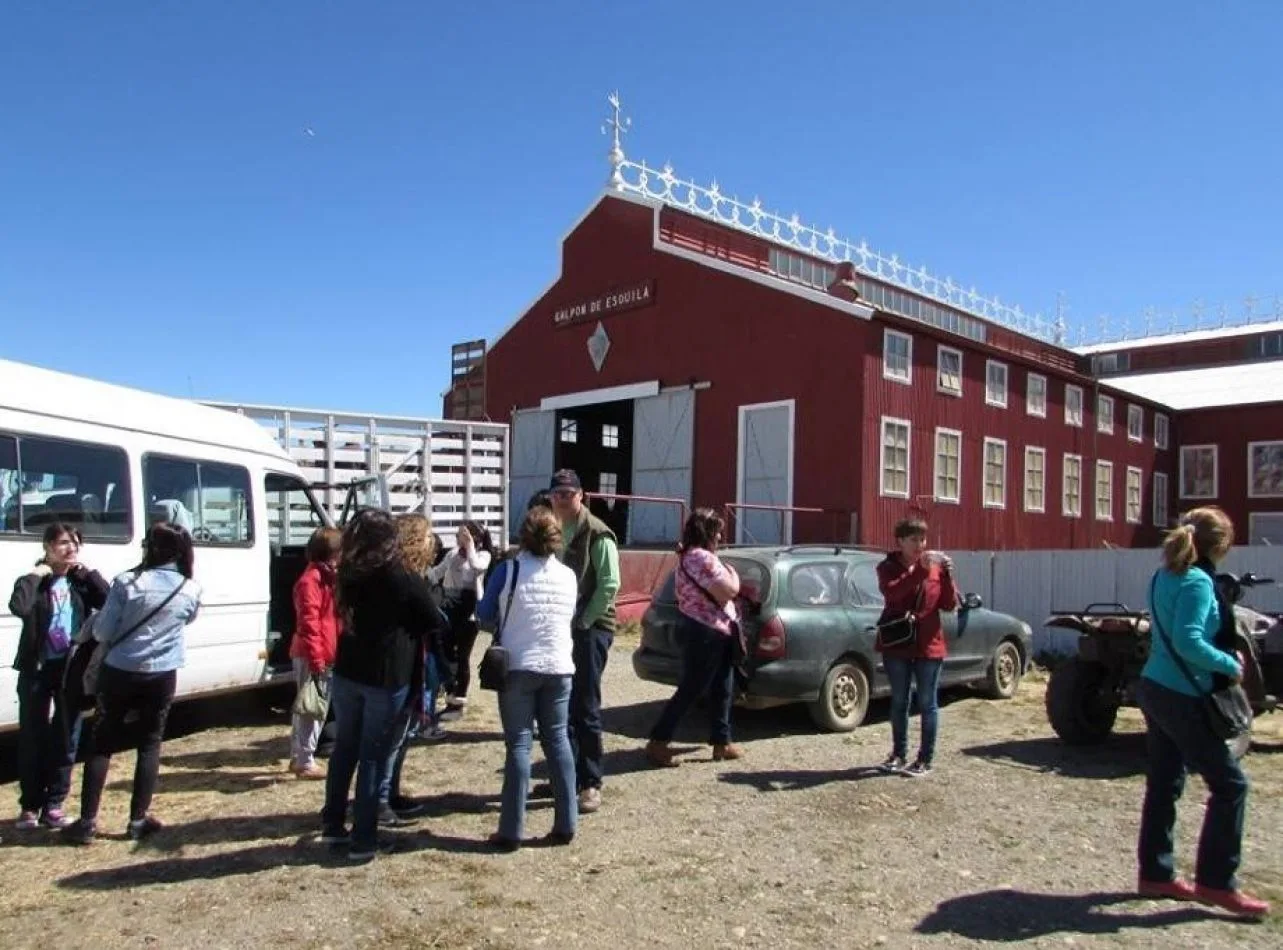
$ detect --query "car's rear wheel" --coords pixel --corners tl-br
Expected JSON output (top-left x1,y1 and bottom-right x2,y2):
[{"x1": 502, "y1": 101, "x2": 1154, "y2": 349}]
[
  {"x1": 808, "y1": 660, "x2": 870, "y2": 732},
  {"x1": 983, "y1": 640, "x2": 1024, "y2": 700},
  {"x1": 1046, "y1": 657, "x2": 1118, "y2": 745}
]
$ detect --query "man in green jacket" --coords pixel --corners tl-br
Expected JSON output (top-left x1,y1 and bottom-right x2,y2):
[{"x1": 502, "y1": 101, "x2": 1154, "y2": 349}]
[{"x1": 549, "y1": 469, "x2": 620, "y2": 815}]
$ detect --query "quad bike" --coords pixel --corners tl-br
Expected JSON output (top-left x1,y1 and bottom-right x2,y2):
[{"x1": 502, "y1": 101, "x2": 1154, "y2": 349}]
[{"x1": 1044, "y1": 572, "x2": 1283, "y2": 758}]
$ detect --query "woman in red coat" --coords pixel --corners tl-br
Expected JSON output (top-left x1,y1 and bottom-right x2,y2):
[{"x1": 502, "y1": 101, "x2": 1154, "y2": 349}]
[
  {"x1": 289, "y1": 527, "x2": 342, "y2": 779},
  {"x1": 874, "y1": 518, "x2": 959, "y2": 777}
]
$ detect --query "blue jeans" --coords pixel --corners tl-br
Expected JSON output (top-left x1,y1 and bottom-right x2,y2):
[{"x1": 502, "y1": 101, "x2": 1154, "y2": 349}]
[
  {"x1": 570, "y1": 627, "x2": 612, "y2": 792},
  {"x1": 498, "y1": 671, "x2": 577, "y2": 841},
  {"x1": 380, "y1": 704, "x2": 415, "y2": 806},
  {"x1": 885, "y1": 657, "x2": 943, "y2": 763},
  {"x1": 1137, "y1": 677, "x2": 1249, "y2": 890},
  {"x1": 649, "y1": 617, "x2": 735, "y2": 745},
  {"x1": 321, "y1": 675, "x2": 410, "y2": 849},
  {"x1": 17, "y1": 659, "x2": 81, "y2": 813}
]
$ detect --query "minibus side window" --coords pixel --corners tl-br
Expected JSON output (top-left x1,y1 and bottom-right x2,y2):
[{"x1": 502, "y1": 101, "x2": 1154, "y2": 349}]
[
  {"x1": 0, "y1": 432, "x2": 132, "y2": 541},
  {"x1": 143, "y1": 455, "x2": 253, "y2": 546}
]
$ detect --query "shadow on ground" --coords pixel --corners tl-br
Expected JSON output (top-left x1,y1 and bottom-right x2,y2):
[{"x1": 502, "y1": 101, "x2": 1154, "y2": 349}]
[
  {"x1": 718, "y1": 765, "x2": 886, "y2": 792},
  {"x1": 916, "y1": 888, "x2": 1236, "y2": 941},
  {"x1": 961, "y1": 732, "x2": 1149, "y2": 780},
  {"x1": 56, "y1": 821, "x2": 545, "y2": 891}
]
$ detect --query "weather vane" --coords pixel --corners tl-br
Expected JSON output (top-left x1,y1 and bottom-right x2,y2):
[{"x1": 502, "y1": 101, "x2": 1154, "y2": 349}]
[{"x1": 603, "y1": 91, "x2": 631, "y2": 189}]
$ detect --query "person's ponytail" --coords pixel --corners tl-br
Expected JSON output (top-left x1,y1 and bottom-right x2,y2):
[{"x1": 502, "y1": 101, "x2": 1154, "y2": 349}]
[{"x1": 1161, "y1": 523, "x2": 1197, "y2": 573}]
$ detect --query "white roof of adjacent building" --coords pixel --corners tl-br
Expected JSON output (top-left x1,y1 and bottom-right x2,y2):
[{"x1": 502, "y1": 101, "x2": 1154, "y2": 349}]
[
  {"x1": 1105, "y1": 359, "x2": 1283, "y2": 410},
  {"x1": 1075, "y1": 319, "x2": 1283, "y2": 355},
  {"x1": 0, "y1": 358, "x2": 293, "y2": 461}
]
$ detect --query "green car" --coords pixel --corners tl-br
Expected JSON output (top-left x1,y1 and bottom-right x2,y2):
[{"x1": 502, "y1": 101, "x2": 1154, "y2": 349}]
[{"x1": 632, "y1": 545, "x2": 1033, "y2": 732}]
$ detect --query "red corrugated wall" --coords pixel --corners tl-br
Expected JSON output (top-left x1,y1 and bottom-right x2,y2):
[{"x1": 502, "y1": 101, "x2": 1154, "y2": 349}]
[
  {"x1": 484, "y1": 196, "x2": 871, "y2": 528},
  {"x1": 859, "y1": 313, "x2": 1172, "y2": 551},
  {"x1": 1174, "y1": 402, "x2": 1283, "y2": 535}
]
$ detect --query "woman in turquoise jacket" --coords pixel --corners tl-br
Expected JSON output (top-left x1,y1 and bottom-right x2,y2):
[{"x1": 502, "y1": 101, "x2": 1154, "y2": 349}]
[{"x1": 1137, "y1": 506, "x2": 1268, "y2": 919}]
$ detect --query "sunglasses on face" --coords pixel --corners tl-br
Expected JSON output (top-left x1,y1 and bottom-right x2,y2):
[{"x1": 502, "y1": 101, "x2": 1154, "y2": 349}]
[{"x1": 551, "y1": 489, "x2": 579, "y2": 499}]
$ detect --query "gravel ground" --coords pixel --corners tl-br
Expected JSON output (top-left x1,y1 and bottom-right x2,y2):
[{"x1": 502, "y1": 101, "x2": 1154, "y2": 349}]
[{"x1": 1, "y1": 634, "x2": 1281, "y2": 950}]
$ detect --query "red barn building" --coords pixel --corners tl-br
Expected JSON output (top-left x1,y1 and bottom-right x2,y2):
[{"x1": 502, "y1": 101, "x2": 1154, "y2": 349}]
[{"x1": 465, "y1": 140, "x2": 1281, "y2": 552}]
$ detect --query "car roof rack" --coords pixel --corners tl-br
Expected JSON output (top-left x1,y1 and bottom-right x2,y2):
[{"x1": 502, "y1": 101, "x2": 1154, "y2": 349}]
[{"x1": 779, "y1": 544, "x2": 885, "y2": 556}]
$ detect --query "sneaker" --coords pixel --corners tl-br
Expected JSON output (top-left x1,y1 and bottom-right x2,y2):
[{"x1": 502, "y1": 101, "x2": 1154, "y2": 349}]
[
  {"x1": 389, "y1": 796, "x2": 427, "y2": 818},
  {"x1": 15, "y1": 810, "x2": 40, "y2": 830},
  {"x1": 64, "y1": 818, "x2": 96, "y2": 846},
  {"x1": 578, "y1": 788, "x2": 602, "y2": 814},
  {"x1": 293, "y1": 763, "x2": 325, "y2": 781},
  {"x1": 417, "y1": 725, "x2": 448, "y2": 742},
  {"x1": 1193, "y1": 885, "x2": 1271, "y2": 919},
  {"x1": 347, "y1": 839, "x2": 397, "y2": 862},
  {"x1": 878, "y1": 755, "x2": 907, "y2": 775},
  {"x1": 128, "y1": 815, "x2": 164, "y2": 841},
  {"x1": 1138, "y1": 877, "x2": 1198, "y2": 901},
  {"x1": 542, "y1": 830, "x2": 575, "y2": 847},
  {"x1": 318, "y1": 826, "x2": 350, "y2": 846},
  {"x1": 905, "y1": 760, "x2": 934, "y2": 777},
  {"x1": 377, "y1": 803, "x2": 411, "y2": 828},
  {"x1": 438, "y1": 707, "x2": 464, "y2": 723},
  {"x1": 487, "y1": 833, "x2": 522, "y2": 853},
  {"x1": 40, "y1": 808, "x2": 73, "y2": 830}
]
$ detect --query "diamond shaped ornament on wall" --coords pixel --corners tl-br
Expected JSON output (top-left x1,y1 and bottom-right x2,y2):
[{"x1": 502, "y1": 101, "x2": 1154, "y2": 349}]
[{"x1": 587, "y1": 321, "x2": 611, "y2": 372}]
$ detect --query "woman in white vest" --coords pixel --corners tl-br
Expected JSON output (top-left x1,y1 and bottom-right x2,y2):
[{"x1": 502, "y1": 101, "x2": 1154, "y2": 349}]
[{"x1": 476, "y1": 507, "x2": 578, "y2": 850}]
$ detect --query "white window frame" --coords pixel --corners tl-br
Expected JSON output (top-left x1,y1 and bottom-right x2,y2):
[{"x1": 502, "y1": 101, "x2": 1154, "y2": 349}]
[
  {"x1": 1127, "y1": 404, "x2": 1144, "y2": 443},
  {"x1": 883, "y1": 329, "x2": 913, "y2": 385},
  {"x1": 985, "y1": 360, "x2": 1009, "y2": 408},
  {"x1": 1095, "y1": 460, "x2": 1114, "y2": 522},
  {"x1": 1125, "y1": 466, "x2": 1143, "y2": 524},
  {"x1": 1097, "y1": 394, "x2": 1115, "y2": 435},
  {"x1": 559, "y1": 418, "x2": 578, "y2": 443},
  {"x1": 1026, "y1": 373, "x2": 1047, "y2": 418},
  {"x1": 1179, "y1": 444, "x2": 1219, "y2": 500},
  {"x1": 1065, "y1": 384, "x2": 1084, "y2": 428},
  {"x1": 1063, "y1": 453, "x2": 1083, "y2": 517},
  {"x1": 1247, "y1": 440, "x2": 1283, "y2": 499},
  {"x1": 933, "y1": 427, "x2": 962, "y2": 504},
  {"x1": 982, "y1": 437, "x2": 1007, "y2": 509},
  {"x1": 1153, "y1": 472, "x2": 1169, "y2": 527},
  {"x1": 1154, "y1": 413, "x2": 1170, "y2": 450},
  {"x1": 936, "y1": 345, "x2": 963, "y2": 397},
  {"x1": 601, "y1": 423, "x2": 620, "y2": 449},
  {"x1": 879, "y1": 416, "x2": 912, "y2": 499},
  {"x1": 1023, "y1": 446, "x2": 1047, "y2": 513}
]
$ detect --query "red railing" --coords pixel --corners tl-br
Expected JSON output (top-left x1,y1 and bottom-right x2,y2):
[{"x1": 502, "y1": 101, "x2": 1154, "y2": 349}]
[
  {"x1": 722, "y1": 503, "x2": 858, "y2": 546},
  {"x1": 584, "y1": 492, "x2": 689, "y2": 546}
]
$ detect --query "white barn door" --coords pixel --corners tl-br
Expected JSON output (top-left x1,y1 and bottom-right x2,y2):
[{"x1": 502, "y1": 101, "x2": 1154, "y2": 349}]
[
  {"x1": 736, "y1": 400, "x2": 795, "y2": 545},
  {"x1": 509, "y1": 409, "x2": 555, "y2": 539},
  {"x1": 630, "y1": 390, "x2": 694, "y2": 544}
]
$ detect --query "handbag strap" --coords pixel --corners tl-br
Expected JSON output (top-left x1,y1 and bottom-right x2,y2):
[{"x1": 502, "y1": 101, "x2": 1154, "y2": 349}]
[
  {"x1": 492, "y1": 559, "x2": 520, "y2": 647},
  {"x1": 102, "y1": 575, "x2": 187, "y2": 652},
  {"x1": 1148, "y1": 572, "x2": 1213, "y2": 698}
]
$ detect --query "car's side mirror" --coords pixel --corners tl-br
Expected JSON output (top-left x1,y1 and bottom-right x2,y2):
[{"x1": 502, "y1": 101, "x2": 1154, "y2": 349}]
[{"x1": 962, "y1": 592, "x2": 983, "y2": 611}]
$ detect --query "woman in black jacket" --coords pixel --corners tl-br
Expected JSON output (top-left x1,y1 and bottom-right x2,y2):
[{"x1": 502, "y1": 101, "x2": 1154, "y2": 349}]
[
  {"x1": 319, "y1": 509, "x2": 447, "y2": 862},
  {"x1": 8, "y1": 522, "x2": 109, "y2": 829}
]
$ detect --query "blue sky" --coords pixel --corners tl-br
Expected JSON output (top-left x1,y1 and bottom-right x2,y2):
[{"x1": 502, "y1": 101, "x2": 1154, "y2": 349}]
[{"x1": 3, "y1": 2, "x2": 1281, "y2": 415}]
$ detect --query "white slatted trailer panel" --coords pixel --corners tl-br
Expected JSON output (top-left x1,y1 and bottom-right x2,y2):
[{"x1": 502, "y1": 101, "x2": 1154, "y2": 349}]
[{"x1": 206, "y1": 403, "x2": 509, "y2": 546}]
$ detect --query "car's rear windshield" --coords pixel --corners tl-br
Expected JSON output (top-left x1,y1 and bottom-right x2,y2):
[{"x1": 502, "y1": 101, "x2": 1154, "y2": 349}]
[{"x1": 654, "y1": 555, "x2": 772, "y2": 604}]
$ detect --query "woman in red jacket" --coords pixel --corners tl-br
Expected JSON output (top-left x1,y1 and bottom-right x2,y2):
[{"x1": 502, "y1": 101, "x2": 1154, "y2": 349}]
[
  {"x1": 874, "y1": 518, "x2": 959, "y2": 777},
  {"x1": 289, "y1": 527, "x2": 342, "y2": 779}
]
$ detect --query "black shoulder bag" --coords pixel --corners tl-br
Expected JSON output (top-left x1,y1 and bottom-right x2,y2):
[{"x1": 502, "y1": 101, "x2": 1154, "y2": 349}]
[
  {"x1": 875, "y1": 569, "x2": 925, "y2": 650},
  {"x1": 1148, "y1": 573, "x2": 1252, "y2": 742},
  {"x1": 478, "y1": 560, "x2": 520, "y2": 692},
  {"x1": 679, "y1": 558, "x2": 748, "y2": 667}
]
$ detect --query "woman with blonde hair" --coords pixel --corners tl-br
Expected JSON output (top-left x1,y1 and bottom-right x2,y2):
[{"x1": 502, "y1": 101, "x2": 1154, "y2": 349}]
[{"x1": 1136, "y1": 506, "x2": 1269, "y2": 919}]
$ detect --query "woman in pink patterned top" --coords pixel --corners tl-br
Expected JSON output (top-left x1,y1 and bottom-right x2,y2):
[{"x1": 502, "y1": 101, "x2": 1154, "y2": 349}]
[{"x1": 645, "y1": 508, "x2": 742, "y2": 767}]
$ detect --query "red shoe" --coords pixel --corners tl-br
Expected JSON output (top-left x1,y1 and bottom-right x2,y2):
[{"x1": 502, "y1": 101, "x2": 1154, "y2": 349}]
[
  {"x1": 1137, "y1": 877, "x2": 1197, "y2": 901},
  {"x1": 1193, "y1": 885, "x2": 1271, "y2": 919}
]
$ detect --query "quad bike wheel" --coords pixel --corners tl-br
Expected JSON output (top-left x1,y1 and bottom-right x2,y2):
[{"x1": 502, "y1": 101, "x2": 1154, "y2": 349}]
[{"x1": 1046, "y1": 658, "x2": 1119, "y2": 745}]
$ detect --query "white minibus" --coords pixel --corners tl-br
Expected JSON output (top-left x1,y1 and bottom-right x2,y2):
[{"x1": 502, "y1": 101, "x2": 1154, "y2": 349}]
[{"x1": 1, "y1": 358, "x2": 333, "y2": 730}]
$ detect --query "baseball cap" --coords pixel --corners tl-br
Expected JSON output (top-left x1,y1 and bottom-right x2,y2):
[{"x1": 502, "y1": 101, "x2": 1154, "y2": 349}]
[{"x1": 549, "y1": 469, "x2": 583, "y2": 492}]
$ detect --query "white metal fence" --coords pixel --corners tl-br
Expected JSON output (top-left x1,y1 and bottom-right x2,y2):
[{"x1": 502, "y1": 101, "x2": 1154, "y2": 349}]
[{"x1": 948, "y1": 546, "x2": 1283, "y2": 657}]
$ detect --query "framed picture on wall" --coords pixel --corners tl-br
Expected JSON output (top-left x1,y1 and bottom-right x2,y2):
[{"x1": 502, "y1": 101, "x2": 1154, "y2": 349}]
[
  {"x1": 1179, "y1": 445, "x2": 1218, "y2": 499},
  {"x1": 1248, "y1": 440, "x2": 1283, "y2": 498}
]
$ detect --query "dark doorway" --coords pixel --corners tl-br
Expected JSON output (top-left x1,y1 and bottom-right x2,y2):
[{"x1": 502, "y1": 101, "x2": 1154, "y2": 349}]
[{"x1": 554, "y1": 400, "x2": 634, "y2": 540}]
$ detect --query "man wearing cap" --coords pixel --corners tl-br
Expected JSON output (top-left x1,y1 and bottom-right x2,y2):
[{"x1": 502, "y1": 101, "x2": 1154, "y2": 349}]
[{"x1": 548, "y1": 469, "x2": 620, "y2": 814}]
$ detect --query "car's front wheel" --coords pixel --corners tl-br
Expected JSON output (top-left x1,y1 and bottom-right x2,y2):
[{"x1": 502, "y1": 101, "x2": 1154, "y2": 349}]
[
  {"x1": 982, "y1": 640, "x2": 1024, "y2": 700},
  {"x1": 808, "y1": 660, "x2": 870, "y2": 732}
]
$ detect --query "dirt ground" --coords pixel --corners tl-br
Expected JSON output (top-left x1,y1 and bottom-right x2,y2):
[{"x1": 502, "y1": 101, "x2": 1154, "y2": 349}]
[{"x1": 2, "y1": 635, "x2": 1282, "y2": 950}]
